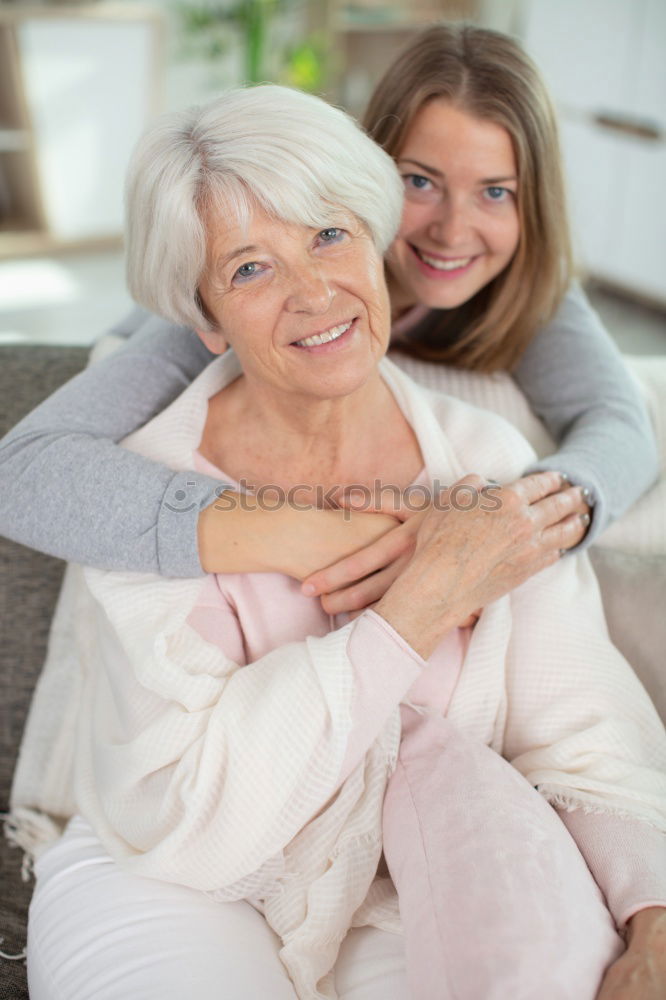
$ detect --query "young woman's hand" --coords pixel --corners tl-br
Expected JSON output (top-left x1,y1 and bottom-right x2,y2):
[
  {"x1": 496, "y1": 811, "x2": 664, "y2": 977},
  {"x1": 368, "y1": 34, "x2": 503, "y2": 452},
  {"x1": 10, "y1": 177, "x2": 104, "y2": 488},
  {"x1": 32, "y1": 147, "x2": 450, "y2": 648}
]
[
  {"x1": 301, "y1": 470, "x2": 590, "y2": 617},
  {"x1": 595, "y1": 908, "x2": 666, "y2": 999}
]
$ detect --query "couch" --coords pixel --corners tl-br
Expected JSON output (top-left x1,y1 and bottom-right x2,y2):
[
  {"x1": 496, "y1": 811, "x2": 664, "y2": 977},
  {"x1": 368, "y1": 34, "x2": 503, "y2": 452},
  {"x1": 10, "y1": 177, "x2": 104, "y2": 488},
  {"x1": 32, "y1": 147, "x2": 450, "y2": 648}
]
[
  {"x1": 1, "y1": 343, "x2": 664, "y2": 998},
  {"x1": 0, "y1": 346, "x2": 88, "y2": 999}
]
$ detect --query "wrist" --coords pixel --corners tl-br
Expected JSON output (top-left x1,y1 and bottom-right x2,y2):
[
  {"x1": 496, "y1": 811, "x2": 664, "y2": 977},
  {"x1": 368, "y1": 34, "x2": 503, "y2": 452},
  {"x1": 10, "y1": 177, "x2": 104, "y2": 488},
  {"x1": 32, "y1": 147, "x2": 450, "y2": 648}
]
[
  {"x1": 375, "y1": 582, "x2": 458, "y2": 660},
  {"x1": 198, "y1": 491, "x2": 272, "y2": 574},
  {"x1": 626, "y1": 906, "x2": 666, "y2": 949}
]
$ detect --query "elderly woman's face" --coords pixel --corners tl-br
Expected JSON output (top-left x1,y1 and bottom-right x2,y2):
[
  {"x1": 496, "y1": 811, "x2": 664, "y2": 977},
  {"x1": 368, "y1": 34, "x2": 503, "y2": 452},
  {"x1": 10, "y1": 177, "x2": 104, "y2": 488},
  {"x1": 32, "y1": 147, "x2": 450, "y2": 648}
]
[{"x1": 197, "y1": 206, "x2": 391, "y2": 401}]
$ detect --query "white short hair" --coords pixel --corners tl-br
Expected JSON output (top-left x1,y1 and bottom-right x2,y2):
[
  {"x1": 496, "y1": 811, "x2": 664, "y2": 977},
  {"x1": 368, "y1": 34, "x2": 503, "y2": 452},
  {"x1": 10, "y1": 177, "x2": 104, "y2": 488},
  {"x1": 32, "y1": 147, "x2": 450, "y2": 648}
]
[{"x1": 125, "y1": 85, "x2": 404, "y2": 331}]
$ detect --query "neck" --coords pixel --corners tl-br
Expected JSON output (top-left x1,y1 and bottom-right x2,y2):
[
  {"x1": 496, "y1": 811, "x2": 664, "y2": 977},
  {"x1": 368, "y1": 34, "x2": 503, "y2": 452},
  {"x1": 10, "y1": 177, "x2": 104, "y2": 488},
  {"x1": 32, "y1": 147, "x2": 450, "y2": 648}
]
[{"x1": 203, "y1": 365, "x2": 411, "y2": 488}]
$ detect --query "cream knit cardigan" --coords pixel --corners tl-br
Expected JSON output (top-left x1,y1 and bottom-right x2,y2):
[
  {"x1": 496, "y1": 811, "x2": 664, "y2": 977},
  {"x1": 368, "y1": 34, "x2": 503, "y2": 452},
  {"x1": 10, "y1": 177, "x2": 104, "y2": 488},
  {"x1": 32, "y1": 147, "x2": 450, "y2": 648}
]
[{"x1": 9, "y1": 353, "x2": 666, "y2": 999}]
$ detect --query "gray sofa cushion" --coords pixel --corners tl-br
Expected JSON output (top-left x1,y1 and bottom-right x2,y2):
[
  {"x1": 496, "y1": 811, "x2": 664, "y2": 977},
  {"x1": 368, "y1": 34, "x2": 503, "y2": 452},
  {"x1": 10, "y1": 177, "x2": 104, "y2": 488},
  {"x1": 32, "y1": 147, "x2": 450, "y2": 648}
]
[{"x1": 0, "y1": 346, "x2": 88, "y2": 998}]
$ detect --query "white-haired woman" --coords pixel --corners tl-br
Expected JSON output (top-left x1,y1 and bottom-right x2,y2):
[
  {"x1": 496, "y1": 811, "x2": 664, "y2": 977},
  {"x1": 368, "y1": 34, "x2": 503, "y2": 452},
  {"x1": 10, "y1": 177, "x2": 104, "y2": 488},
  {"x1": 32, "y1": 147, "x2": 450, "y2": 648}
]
[{"x1": 22, "y1": 87, "x2": 666, "y2": 1000}]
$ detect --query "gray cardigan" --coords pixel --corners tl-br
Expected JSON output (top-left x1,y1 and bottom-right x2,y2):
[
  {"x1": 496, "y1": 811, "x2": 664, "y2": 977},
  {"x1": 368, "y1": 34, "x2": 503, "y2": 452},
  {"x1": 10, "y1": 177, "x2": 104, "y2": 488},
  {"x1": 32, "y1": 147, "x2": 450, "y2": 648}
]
[{"x1": 0, "y1": 285, "x2": 657, "y2": 576}]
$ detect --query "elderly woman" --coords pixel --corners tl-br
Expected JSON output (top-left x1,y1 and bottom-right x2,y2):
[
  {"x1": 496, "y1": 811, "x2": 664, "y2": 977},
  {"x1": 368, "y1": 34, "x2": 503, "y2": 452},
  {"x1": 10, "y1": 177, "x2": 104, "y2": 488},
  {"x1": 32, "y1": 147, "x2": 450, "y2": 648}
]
[{"x1": 22, "y1": 86, "x2": 666, "y2": 1000}]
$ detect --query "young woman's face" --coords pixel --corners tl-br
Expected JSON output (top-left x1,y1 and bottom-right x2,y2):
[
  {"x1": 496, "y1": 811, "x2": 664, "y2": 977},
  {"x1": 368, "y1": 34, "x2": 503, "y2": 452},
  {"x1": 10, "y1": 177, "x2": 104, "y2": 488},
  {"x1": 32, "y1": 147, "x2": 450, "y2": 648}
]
[{"x1": 387, "y1": 100, "x2": 520, "y2": 315}]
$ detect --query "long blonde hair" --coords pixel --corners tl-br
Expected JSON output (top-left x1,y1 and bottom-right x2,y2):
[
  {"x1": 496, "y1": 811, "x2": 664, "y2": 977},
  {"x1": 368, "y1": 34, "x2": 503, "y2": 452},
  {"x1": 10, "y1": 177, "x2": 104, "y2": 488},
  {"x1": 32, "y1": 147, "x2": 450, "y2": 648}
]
[{"x1": 364, "y1": 23, "x2": 572, "y2": 373}]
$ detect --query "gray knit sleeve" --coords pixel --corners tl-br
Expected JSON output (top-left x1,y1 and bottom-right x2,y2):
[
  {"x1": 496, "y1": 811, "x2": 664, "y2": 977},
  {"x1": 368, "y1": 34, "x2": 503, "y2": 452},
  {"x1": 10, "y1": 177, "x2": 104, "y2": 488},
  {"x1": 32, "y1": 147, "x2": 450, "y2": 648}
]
[
  {"x1": 0, "y1": 312, "x2": 225, "y2": 576},
  {"x1": 513, "y1": 284, "x2": 659, "y2": 546}
]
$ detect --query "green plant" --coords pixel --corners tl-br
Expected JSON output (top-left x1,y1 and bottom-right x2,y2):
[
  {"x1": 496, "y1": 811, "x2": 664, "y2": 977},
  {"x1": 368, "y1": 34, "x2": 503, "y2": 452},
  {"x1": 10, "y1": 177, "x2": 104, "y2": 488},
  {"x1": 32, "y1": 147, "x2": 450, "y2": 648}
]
[{"x1": 177, "y1": 0, "x2": 326, "y2": 89}]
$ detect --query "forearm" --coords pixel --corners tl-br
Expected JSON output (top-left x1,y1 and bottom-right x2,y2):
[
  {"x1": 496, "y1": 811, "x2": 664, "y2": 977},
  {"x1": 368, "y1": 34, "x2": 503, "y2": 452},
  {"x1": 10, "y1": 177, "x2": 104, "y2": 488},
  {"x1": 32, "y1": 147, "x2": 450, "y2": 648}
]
[
  {"x1": 558, "y1": 808, "x2": 666, "y2": 930},
  {"x1": 526, "y1": 410, "x2": 658, "y2": 546},
  {"x1": 1, "y1": 433, "x2": 222, "y2": 575},
  {"x1": 0, "y1": 317, "x2": 214, "y2": 573},
  {"x1": 515, "y1": 283, "x2": 658, "y2": 543},
  {"x1": 596, "y1": 905, "x2": 666, "y2": 998},
  {"x1": 626, "y1": 906, "x2": 666, "y2": 948},
  {"x1": 198, "y1": 494, "x2": 398, "y2": 577}
]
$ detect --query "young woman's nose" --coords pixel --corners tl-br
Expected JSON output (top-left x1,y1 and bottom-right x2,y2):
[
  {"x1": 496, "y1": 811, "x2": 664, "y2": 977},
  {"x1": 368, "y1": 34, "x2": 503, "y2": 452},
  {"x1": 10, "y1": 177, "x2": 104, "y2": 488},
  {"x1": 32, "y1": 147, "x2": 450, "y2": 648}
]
[
  {"x1": 284, "y1": 270, "x2": 334, "y2": 314},
  {"x1": 426, "y1": 197, "x2": 470, "y2": 248}
]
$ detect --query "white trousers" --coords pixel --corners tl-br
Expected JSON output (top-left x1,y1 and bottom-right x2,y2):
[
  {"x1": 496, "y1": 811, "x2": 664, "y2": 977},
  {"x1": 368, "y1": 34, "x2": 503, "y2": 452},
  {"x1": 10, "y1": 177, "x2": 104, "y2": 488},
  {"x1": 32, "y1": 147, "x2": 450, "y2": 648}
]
[{"x1": 27, "y1": 816, "x2": 407, "y2": 1000}]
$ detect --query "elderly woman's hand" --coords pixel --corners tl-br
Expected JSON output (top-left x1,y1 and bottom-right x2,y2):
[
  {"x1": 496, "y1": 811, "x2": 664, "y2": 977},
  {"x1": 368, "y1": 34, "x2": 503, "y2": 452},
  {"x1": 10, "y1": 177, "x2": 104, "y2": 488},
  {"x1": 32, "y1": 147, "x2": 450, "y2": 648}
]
[
  {"x1": 595, "y1": 908, "x2": 666, "y2": 999},
  {"x1": 302, "y1": 469, "x2": 589, "y2": 618},
  {"x1": 360, "y1": 471, "x2": 590, "y2": 657}
]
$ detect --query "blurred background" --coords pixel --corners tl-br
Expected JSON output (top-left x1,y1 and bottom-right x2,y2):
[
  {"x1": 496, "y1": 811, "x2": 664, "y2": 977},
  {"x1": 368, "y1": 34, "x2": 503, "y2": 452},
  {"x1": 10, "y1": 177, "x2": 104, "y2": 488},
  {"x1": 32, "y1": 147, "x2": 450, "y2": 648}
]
[{"x1": 0, "y1": 0, "x2": 664, "y2": 351}]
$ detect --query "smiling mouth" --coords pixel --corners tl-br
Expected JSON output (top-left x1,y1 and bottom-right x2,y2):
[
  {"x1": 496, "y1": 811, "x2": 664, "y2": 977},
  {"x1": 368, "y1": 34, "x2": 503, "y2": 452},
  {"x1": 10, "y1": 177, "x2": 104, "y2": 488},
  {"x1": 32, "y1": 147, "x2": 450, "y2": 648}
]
[
  {"x1": 292, "y1": 319, "x2": 354, "y2": 348},
  {"x1": 412, "y1": 246, "x2": 475, "y2": 271}
]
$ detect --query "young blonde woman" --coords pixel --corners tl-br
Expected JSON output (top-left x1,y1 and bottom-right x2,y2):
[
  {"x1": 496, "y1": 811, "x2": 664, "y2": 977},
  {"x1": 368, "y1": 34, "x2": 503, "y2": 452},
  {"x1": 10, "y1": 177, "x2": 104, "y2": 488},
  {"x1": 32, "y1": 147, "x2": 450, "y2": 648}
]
[{"x1": 0, "y1": 25, "x2": 657, "y2": 612}]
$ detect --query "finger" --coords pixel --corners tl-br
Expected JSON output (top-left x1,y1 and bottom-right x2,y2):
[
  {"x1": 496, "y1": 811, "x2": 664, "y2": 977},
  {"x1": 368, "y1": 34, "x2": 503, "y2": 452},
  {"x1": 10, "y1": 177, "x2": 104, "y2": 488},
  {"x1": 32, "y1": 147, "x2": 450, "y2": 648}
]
[
  {"x1": 321, "y1": 556, "x2": 410, "y2": 615},
  {"x1": 447, "y1": 473, "x2": 488, "y2": 496},
  {"x1": 511, "y1": 470, "x2": 567, "y2": 505},
  {"x1": 530, "y1": 486, "x2": 591, "y2": 530},
  {"x1": 336, "y1": 493, "x2": 412, "y2": 522},
  {"x1": 567, "y1": 485, "x2": 592, "y2": 517},
  {"x1": 540, "y1": 511, "x2": 590, "y2": 552},
  {"x1": 302, "y1": 522, "x2": 415, "y2": 597},
  {"x1": 336, "y1": 486, "x2": 427, "y2": 522}
]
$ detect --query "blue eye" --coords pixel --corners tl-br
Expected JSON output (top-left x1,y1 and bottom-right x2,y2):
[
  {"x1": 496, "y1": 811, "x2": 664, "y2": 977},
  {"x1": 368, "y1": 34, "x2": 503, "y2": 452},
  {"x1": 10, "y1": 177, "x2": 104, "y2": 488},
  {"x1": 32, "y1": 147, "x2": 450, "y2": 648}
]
[
  {"x1": 318, "y1": 227, "x2": 344, "y2": 243},
  {"x1": 404, "y1": 174, "x2": 433, "y2": 191},
  {"x1": 234, "y1": 261, "x2": 260, "y2": 282},
  {"x1": 485, "y1": 186, "x2": 510, "y2": 202}
]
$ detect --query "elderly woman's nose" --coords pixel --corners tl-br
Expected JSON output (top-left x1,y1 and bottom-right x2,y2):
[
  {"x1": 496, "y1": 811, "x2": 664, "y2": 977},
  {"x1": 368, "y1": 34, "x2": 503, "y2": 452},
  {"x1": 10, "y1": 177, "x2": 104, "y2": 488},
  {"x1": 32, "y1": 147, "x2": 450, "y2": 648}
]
[{"x1": 284, "y1": 271, "x2": 334, "y2": 313}]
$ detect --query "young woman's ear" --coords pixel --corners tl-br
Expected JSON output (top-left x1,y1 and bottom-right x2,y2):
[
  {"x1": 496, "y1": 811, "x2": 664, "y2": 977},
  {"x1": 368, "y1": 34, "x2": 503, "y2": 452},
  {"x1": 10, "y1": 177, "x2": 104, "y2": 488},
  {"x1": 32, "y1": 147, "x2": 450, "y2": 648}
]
[{"x1": 195, "y1": 328, "x2": 228, "y2": 355}]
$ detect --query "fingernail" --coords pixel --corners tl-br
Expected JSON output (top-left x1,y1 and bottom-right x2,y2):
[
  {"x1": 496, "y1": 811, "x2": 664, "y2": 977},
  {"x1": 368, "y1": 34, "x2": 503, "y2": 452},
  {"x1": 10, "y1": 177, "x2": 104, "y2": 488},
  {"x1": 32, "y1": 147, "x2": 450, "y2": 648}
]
[
  {"x1": 580, "y1": 487, "x2": 591, "y2": 500},
  {"x1": 302, "y1": 583, "x2": 316, "y2": 597},
  {"x1": 559, "y1": 473, "x2": 570, "y2": 485},
  {"x1": 580, "y1": 513, "x2": 591, "y2": 526}
]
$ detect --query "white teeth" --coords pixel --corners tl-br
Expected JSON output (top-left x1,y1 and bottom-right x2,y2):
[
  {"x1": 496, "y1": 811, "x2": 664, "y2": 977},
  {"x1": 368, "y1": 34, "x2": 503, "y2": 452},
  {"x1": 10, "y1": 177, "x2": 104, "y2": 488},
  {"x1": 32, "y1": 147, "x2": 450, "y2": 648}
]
[
  {"x1": 418, "y1": 251, "x2": 472, "y2": 271},
  {"x1": 295, "y1": 320, "x2": 352, "y2": 348}
]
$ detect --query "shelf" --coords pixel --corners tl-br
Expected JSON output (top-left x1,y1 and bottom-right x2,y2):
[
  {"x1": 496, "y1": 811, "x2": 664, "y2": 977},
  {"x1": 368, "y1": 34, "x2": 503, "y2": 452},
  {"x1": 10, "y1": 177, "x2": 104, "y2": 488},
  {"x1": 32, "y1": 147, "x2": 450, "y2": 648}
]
[
  {"x1": 0, "y1": 4, "x2": 163, "y2": 258},
  {"x1": 334, "y1": 18, "x2": 439, "y2": 32},
  {"x1": 327, "y1": 0, "x2": 479, "y2": 116},
  {"x1": 0, "y1": 228, "x2": 123, "y2": 259},
  {"x1": 0, "y1": 129, "x2": 30, "y2": 153},
  {"x1": 334, "y1": 0, "x2": 477, "y2": 31}
]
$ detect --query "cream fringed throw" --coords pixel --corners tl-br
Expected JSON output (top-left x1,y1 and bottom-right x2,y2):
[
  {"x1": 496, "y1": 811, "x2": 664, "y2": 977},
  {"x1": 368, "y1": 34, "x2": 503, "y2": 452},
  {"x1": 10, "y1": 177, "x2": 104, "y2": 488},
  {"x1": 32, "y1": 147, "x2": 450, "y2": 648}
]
[{"x1": 8, "y1": 354, "x2": 666, "y2": 999}]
